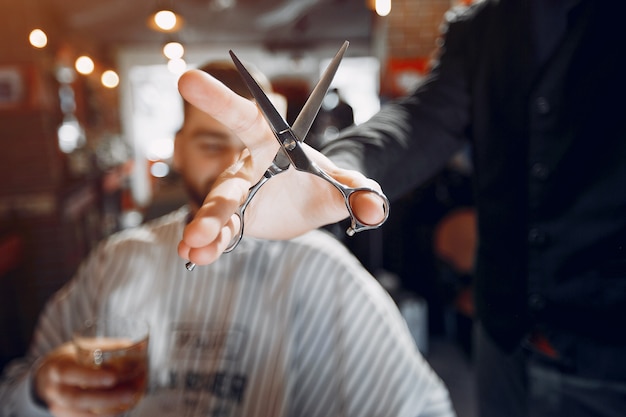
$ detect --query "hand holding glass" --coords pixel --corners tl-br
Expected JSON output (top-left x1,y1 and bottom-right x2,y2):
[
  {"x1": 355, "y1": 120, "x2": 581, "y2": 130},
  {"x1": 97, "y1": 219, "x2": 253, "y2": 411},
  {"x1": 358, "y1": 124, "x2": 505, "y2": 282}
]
[{"x1": 73, "y1": 317, "x2": 149, "y2": 414}]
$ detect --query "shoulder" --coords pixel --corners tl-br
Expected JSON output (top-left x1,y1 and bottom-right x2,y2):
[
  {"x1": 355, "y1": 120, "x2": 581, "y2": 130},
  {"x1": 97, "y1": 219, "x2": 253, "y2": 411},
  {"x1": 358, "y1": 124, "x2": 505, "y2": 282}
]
[
  {"x1": 68, "y1": 207, "x2": 188, "y2": 291},
  {"x1": 273, "y1": 229, "x2": 362, "y2": 268},
  {"x1": 439, "y1": 0, "x2": 497, "y2": 36},
  {"x1": 432, "y1": 0, "x2": 505, "y2": 67},
  {"x1": 291, "y1": 229, "x2": 354, "y2": 254},
  {"x1": 266, "y1": 230, "x2": 394, "y2": 303},
  {"x1": 98, "y1": 207, "x2": 187, "y2": 255},
  {"x1": 241, "y1": 229, "x2": 372, "y2": 283},
  {"x1": 444, "y1": 0, "x2": 490, "y2": 22}
]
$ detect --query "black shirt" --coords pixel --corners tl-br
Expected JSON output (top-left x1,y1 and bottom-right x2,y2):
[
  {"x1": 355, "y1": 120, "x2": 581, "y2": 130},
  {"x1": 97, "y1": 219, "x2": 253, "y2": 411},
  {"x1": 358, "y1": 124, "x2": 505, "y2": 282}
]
[{"x1": 323, "y1": 0, "x2": 626, "y2": 377}]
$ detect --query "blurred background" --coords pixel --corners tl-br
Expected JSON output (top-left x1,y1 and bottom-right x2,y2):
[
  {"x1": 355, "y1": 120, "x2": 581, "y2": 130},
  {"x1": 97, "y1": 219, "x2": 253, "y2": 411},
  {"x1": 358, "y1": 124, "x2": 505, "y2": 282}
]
[{"x1": 1, "y1": 0, "x2": 475, "y2": 414}]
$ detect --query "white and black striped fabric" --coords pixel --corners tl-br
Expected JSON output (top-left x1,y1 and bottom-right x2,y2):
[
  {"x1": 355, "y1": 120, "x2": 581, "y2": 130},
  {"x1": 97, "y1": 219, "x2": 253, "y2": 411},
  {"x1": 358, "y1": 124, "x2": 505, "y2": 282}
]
[{"x1": 0, "y1": 206, "x2": 455, "y2": 417}]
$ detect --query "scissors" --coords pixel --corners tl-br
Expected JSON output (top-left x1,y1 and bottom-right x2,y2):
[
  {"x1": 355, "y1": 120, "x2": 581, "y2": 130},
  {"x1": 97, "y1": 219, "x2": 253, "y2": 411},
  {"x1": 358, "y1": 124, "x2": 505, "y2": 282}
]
[{"x1": 185, "y1": 41, "x2": 389, "y2": 271}]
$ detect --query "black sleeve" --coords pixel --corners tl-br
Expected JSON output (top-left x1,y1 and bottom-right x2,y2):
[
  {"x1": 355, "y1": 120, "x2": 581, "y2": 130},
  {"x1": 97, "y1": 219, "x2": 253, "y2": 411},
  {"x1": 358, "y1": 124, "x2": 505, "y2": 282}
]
[{"x1": 321, "y1": 2, "x2": 485, "y2": 201}]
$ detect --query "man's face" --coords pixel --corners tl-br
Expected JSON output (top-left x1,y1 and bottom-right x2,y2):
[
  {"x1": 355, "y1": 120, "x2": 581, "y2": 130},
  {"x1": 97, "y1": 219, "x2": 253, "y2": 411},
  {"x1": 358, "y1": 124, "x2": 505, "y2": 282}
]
[{"x1": 173, "y1": 105, "x2": 245, "y2": 212}]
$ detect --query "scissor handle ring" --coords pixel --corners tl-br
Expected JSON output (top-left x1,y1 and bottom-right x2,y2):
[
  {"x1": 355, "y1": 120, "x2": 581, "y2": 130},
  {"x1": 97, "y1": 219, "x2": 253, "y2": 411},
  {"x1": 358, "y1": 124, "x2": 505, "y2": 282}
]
[
  {"x1": 224, "y1": 206, "x2": 245, "y2": 253},
  {"x1": 314, "y1": 168, "x2": 390, "y2": 236},
  {"x1": 343, "y1": 187, "x2": 390, "y2": 236},
  {"x1": 185, "y1": 205, "x2": 245, "y2": 271},
  {"x1": 224, "y1": 163, "x2": 285, "y2": 253}
]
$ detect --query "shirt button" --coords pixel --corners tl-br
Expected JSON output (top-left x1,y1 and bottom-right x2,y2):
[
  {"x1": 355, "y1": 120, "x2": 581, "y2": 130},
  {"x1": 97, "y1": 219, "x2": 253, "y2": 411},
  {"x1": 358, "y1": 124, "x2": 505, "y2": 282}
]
[
  {"x1": 528, "y1": 228, "x2": 547, "y2": 245},
  {"x1": 530, "y1": 162, "x2": 550, "y2": 180},
  {"x1": 528, "y1": 293, "x2": 546, "y2": 312},
  {"x1": 535, "y1": 97, "x2": 551, "y2": 114}
]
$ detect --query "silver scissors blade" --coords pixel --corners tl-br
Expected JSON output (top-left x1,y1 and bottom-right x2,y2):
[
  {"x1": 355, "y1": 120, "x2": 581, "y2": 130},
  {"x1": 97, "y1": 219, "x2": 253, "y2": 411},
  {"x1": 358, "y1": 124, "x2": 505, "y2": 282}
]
[
  {"x1": 229, "y1": 50, "x2": 292, "y2": 140},
  {"x1": 291, "y1": 40, "x2": 349, "y2": 141},
  {"x1": 229, "y1": 40, "x2": 348, "y2": 148},
  {"x1": 271, "y1": 40, "x2": 349, "y2": 168}
]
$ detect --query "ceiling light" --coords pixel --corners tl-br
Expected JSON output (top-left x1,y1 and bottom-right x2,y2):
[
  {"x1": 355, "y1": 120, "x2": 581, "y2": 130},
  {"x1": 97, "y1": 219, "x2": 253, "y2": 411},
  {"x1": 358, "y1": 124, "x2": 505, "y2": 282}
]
[
  {"x1": 375, "y1": 0, "x2": 391, "y2": 16},
  {"x1": 155, "y1": 10, "x2": 176, "y2": 30},
  {"x1": 163, "y1": 41, "x2": 184, "y2": 60},
  {"x1": 101, "y1": 70, "x2": 120, "y2": 88},
  {"x1": 148, "y1": 9, "x2": 184, "y2": 32},
  {"x1": 75, "y1": 56, "x2": 95, "y2": 75},
  {"x1": 367, "y1": 0, "x2": 391, "y2": 16},
  {"x1": 29, "y1": 29, "x2": 48, "y2": 48}
]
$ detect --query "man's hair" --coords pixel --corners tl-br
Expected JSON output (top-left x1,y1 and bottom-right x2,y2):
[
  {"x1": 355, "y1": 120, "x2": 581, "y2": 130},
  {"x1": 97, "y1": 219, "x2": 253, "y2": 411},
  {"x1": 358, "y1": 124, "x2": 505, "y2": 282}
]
[{"x1": 182, "y1": 60, "x2": 272, "y2": 116}]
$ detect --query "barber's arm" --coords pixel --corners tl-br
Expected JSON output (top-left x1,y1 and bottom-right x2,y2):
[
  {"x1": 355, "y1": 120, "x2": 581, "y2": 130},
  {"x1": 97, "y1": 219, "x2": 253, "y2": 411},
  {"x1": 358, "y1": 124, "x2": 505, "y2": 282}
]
[{"x1": 322, "y1": 7, "x2": 474, "y2": 201}]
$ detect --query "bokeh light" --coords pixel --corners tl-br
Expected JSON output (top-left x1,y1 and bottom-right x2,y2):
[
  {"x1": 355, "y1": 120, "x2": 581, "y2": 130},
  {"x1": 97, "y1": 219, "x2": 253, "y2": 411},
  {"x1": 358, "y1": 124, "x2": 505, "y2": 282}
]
[
  {"x1": 167, "y1": 58, "x2": 187, "y2": 75},
  {"x1": 75, "y1": 56, "x2": 95, "y2": 75},
  {"x1": 154, "y1": 10, "x2": 177, "y2": 31},
  {"x1": 163, "y1": 41, "x2": 184, "y2": 60},
  {"x1": 58, "y1": 118, "x2": 85, "y2": 153},
  {"x1": 150, "y1": 161, "x2": 170, "y2": 178},
  {"x1": 101, "y1": 70, "x2": 120, "y2": 88},
  {"x1": 29, "y1": 29, "x2": 48, "y2": 48},
  {"x1": 375, "y1": 0, "x2": 391, "y2": 16}
]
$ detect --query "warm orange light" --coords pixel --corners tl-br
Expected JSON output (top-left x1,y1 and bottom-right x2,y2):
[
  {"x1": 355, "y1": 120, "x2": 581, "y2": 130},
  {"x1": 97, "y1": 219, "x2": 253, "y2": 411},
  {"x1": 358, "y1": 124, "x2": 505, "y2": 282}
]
[
  {"x1": 29, "y1": 29, "x2": 48, "y2": 48},
  {"x1": 155, "y1": 10, "x2": 176, "y2": 30},
  {"x1": 163, "y1": 41, "x2": 184, "y2": 60},
  {"x1": 101, "y1": 70, "x2": 120, "y2": 88},
  {"x1": 375, "y1": 0, "x2": 391, "y2": 16},
  {"x1": 75, "y1": 56, "x2": 95, "y2": 75},
  {"x1": 148, "y1": 9, "x2": 184, "y2": 32}
]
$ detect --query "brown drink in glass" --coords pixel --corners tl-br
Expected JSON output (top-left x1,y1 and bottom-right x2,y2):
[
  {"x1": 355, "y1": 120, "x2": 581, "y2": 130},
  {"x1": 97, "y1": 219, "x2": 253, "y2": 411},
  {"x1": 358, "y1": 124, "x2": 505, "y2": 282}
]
[{"x1": 74, "y1": 317, "x2": 150, "y2": 414}]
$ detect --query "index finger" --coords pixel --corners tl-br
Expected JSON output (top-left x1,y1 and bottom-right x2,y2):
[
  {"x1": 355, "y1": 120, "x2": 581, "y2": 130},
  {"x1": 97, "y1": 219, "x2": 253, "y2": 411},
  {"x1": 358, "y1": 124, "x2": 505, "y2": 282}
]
[
  {"x1": 178, "y1": 69, "x2": 279, "y2": 158},
  {"x1": 52, "y1": 360, "x2": 118, "y2": 389}
]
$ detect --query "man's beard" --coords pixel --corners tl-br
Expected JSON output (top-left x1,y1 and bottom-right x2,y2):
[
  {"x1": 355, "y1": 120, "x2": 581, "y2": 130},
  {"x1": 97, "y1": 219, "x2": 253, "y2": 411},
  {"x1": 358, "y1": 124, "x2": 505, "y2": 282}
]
[{"x1": 182, "y1": 179, "x2": 212, "y2": 212}]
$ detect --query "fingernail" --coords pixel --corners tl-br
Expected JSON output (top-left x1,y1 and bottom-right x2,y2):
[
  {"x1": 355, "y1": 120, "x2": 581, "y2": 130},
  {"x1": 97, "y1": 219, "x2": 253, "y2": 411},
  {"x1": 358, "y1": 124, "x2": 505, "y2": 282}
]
[{"x1": 100, "y1": 374, "x2": 116, "y2": 386}]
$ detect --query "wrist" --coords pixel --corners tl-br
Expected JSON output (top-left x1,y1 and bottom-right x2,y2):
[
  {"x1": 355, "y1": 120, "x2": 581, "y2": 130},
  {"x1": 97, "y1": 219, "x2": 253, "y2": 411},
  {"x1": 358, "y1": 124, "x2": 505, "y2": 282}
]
[{"x1": 30, "y1": 357, "x2": 49, "y2": 410}]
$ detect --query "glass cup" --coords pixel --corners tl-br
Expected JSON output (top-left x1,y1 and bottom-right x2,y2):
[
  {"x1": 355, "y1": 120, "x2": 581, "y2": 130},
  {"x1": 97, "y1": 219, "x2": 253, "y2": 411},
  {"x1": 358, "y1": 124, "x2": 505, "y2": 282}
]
[{"x1": 73, "y1": 317, "x2": 150, "y2": 414}]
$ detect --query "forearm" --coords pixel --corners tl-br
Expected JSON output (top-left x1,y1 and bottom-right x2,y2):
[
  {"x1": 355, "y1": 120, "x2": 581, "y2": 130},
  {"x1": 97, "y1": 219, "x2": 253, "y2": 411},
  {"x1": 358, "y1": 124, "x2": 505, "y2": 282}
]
[
  {"x1": 0, "y1": 358, "x2": 52, "y2": 416},
  {"x1": 0, "y1": 302, "x2": 68, "y2": 415},
  {"x1": 322, "y1": 97, "x2": 465, "y2": 201},
  {"x1": 322, "y1": 4, "x2": 476, "y2": 202},
  {"x1": 0, "y1": 257, "x2": 100, "y2": 414}
]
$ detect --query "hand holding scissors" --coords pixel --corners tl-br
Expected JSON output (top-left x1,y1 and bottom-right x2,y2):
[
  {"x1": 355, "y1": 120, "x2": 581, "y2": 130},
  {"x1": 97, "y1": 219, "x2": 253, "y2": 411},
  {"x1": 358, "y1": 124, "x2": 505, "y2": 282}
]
[{"x1": 183, "y1": 42, "x2": 389, "y2": 270}]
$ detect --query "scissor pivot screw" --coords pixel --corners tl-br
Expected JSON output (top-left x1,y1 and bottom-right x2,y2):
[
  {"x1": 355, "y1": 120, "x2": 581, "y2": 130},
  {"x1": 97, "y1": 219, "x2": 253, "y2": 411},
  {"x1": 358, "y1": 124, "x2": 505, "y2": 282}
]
[{"x1": 280, "y1": 133, "x2": 297, "y2": 151}]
